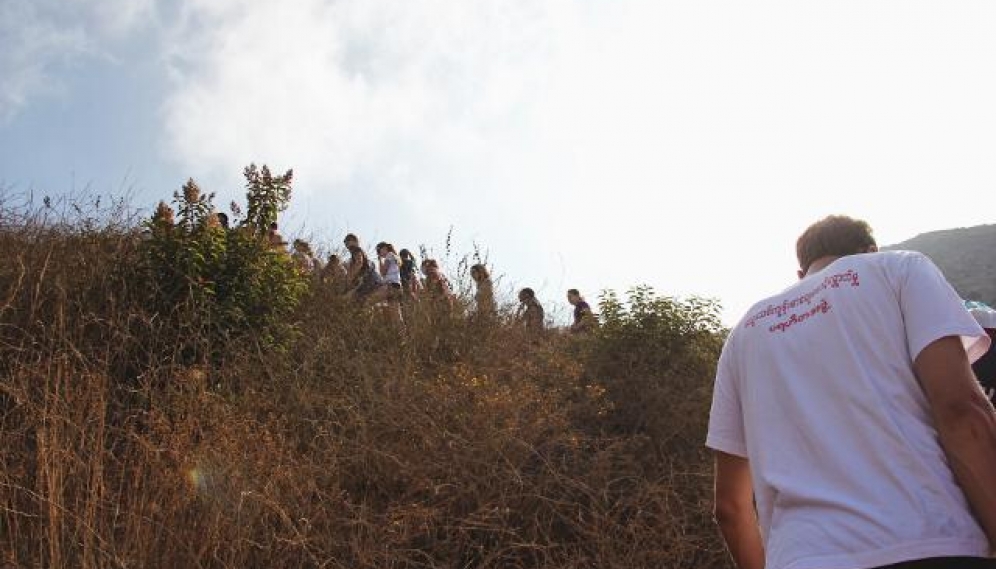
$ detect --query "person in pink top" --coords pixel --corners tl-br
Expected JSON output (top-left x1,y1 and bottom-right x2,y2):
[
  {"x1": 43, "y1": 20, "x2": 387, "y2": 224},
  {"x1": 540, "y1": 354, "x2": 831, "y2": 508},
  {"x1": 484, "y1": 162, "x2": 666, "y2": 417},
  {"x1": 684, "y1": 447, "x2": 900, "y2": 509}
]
[{"x1": 707, "y1": 215, "x2": 996, "y2": 569}]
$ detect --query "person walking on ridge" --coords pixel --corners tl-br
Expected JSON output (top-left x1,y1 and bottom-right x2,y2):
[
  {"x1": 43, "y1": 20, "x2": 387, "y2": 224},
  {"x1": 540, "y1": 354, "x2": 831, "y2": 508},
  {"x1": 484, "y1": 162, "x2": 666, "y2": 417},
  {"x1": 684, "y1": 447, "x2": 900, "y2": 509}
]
[
  {"x1": 470, "y1": 264, "x2": 497, "y2": 324},
  {"x1": 399, "y1": 249, "x2": 421, "y2": 300},
  {"x1": 707, "y1": 215, "x2": 996, "y2": 569},
  {"x1": 345, "y1": 244, "x2": 381, "y2": 301},
  {"x1": 567, "y1": 289, "x2": 595, "y2": 333},
  {"x1": 291, "y1": 239, "x2": 319, "y2": 274},
  {"x1": 373, "y1": 242, "x2": 404, "y2": 325},
  {"x1": 421, "y1": 259, "x2": 453, "y2": 307},
  {"x1": 517, "y1": 288, "x2": 544, "y2": 332},
  {"x1": 322, "y1": 253, "x2": 347, "y2": 293}
]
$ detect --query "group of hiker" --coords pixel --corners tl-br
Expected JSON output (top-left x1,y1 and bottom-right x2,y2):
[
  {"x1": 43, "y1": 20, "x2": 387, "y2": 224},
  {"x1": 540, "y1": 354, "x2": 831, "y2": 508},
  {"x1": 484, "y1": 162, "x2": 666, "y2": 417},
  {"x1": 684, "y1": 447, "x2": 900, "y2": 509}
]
[{"x1": 266, "y1": 223, "x2": 596, "y2": 333}]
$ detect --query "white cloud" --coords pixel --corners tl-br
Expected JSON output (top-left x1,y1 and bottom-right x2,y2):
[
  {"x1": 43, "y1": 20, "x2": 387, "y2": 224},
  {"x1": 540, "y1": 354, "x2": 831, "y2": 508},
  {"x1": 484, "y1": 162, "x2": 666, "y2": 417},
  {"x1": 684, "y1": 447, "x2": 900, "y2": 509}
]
[
  {"x1": 8, "y1": 0, "x2": 996, "y2": 323},
  {"x1": 0, "y1": 0, "x2": 158, "y2": 122},
  {"x1": 162, "y1": 0, "x2": 569, "y2": 194},
  {"x1": 159, "y1": 1, "x2": 996, "y2": 323},
  {"x1": 0, "y1": 2, "x2": 87, "y2": 121}
]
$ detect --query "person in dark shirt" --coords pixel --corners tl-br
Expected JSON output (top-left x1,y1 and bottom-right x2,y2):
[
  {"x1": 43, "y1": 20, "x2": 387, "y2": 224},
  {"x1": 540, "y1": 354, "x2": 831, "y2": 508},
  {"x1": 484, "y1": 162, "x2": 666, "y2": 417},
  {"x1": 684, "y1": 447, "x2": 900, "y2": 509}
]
[
  {"x1": 398, "y1": 248, "x2": 421, "y2": 299},
  {"x1": 974, "y1": 339, "x2": 996, "y2": 403},
  {"x1": 567, "y1": 289, "x2": 595, "y2": 333},
  {"x1": 967, "y1": 301, "x2": 996, "y2": 404}
]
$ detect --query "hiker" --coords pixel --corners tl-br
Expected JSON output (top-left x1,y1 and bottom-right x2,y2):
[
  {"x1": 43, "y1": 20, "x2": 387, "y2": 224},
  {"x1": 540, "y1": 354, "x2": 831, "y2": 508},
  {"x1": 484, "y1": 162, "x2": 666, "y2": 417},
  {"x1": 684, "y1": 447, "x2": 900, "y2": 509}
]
[
  {"x1": 375, "y1": 242, "x2": 402, "y2": 292},
  {"x1": 707, "y1": 215, "x2": 996, "y2": 569},
  {"x1": 291, "y1": 239, "x2": 320, "y2": 274},
  {"x1": 322, "y1": 253, "x2": 348, "y2": 292},
  {"x1": 369, "y1": 242, "x2": 404, "y2": 325},
  {"x1": 567, "y1": 289, "x2": 595, "y2": 333},
  {"x1": 470, "y1": 264, "x2": 496, "y2": 322},
  {"x1": 421, "y1": 259, "x2": 454, "y2": 307},
  {"x1": 345, "y1": 244, "x2": 382, "y2": 301},
  {"x1": 517, "y1": 288, "x2": 544, "y2": 332},
  {"x1": 267, "y1": 222, "x2": 285, "y2": 250},
  {"x1": 399, "y1": 248, "x2": 421, "y2": 299}
]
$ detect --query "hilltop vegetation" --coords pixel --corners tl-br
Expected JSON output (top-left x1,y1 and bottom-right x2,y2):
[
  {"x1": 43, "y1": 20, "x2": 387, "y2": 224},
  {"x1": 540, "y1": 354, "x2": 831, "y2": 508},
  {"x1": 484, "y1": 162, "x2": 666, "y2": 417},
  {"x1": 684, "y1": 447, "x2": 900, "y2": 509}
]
[
  {"x1": 0, "y1": 167, "x2": 730, "y2": 568},
  {"x1": 888, "y1": 224, "x2": 996, "y2": 307}
]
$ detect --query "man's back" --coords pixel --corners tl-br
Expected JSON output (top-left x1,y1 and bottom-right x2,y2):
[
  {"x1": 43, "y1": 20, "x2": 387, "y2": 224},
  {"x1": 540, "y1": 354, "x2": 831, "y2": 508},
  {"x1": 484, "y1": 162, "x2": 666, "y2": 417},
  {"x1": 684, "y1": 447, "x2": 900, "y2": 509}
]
[{"x1": 708, "y1": 250, "x2": 991, "y2": 569}]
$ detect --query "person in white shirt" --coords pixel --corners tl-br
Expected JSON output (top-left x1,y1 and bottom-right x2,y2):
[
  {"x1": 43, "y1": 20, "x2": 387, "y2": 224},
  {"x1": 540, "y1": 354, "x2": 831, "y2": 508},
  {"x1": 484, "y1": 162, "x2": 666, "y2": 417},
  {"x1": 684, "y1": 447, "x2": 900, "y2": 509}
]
[
  {"x1": 707, "y1": 215, "x2": 996, "y2": 569},
  {"x1": 372, "y1": 242, "x2": 404, "y2": 325},
  {"x1": 376, "y1": 242, "x2": 402, "y2": 290}
]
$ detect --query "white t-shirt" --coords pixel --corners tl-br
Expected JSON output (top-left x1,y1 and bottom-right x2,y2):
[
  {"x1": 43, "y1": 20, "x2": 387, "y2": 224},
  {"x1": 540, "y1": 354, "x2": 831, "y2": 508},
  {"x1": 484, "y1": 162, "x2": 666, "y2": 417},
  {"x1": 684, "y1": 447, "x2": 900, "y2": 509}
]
[
  {"x1": 381, "y1": 252, "x2": 401, "y2": 285},
  {"x1": 707, "y1": 251, "x2": 991, "y2": 569}
]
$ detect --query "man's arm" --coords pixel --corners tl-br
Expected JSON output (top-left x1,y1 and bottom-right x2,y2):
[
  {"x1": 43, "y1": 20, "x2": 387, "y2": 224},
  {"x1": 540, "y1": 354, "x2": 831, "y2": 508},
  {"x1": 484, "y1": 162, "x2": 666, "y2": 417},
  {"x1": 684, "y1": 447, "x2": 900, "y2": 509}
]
[
  {"x1": 714, "y1": 451, "x2": 764, "y2": 569},
  {"x1": 915, "y1": 335, "x2": 996, "y2": 547}
]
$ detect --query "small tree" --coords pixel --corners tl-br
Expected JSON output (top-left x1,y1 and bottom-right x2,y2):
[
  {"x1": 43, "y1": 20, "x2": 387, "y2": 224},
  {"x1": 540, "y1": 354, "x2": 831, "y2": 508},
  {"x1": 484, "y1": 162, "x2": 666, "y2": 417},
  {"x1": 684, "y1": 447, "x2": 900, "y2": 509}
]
[
  {"x1": 243, "y1": 164, "x2": 293, "y2": 235},
  {"x1": 141, "y1": 166, "x2": 306, "y2": 366},
  {"x1": 583, "y1": 286, "x2": 725, "y2": 455}
]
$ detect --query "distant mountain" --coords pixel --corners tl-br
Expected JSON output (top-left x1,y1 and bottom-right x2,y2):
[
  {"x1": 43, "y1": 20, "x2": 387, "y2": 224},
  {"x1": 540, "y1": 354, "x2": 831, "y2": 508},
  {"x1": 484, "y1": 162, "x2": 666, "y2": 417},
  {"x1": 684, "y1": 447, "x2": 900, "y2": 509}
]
[{"x1": 886, "y1": 224, "x2": 996, "y2": 307}]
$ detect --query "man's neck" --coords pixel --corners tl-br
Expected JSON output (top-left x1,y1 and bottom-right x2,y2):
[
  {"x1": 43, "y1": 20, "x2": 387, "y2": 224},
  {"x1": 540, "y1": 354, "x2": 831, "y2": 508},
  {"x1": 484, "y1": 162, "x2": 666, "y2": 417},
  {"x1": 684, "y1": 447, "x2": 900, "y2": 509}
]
[{"x1": 804, "y1": 256, "x2": 841, "y2": 277}]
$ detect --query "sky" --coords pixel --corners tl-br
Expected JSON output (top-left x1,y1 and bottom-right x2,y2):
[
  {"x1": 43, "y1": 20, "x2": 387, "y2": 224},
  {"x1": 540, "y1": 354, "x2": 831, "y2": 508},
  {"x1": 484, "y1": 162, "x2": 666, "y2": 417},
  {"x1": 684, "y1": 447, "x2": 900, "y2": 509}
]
[{"x1": 2, "y1": 0, "x2": 995, "y2": 325}]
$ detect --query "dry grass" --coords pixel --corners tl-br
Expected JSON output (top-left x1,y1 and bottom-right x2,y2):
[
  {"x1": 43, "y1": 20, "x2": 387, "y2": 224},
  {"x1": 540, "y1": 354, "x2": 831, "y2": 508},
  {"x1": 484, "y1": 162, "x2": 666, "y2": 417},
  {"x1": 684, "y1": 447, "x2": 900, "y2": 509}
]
[{"x1": 0, "y1": 197, "x2": 731, "y2": 568}]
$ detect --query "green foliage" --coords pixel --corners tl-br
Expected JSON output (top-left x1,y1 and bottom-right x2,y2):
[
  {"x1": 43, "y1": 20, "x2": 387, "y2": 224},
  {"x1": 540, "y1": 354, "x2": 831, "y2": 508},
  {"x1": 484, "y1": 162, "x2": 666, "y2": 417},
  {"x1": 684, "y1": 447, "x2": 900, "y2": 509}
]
[
  {"x1": 583, "y1": 286, "x2": 726, "y2": 452},
  {"x1": 140, "y1": 167, "x2": 307, "y2": 361},
  {"x1": 243, "y1": 163, "x2": 293, "y2": 234}
]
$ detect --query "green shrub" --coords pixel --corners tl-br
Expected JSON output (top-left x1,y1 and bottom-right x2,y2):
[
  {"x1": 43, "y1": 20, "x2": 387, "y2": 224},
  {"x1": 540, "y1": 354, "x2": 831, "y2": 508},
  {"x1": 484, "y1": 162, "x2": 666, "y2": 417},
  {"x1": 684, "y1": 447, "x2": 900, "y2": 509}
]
[
  {"x1": 583, "y1": 286, "x2": 725, "y2": 454},
  {"x1": 140, "y1": 165, "x2": 307, "y2": 362}
]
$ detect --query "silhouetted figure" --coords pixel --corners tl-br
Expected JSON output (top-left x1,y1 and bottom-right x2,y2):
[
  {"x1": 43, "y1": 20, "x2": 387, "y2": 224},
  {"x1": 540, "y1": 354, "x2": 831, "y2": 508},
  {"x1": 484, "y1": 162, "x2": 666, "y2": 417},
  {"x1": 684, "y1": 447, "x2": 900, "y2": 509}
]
[
  {"x1": 292, "y1": 239, "x2": 319, "y2": 274},
  {"x1": 567, "y1": 289, "x2": 595, "y2": 333},
  {"x1": 517, "y1": 288, "x2": 544, "y2": 332},
  {"x1": 267, "y1": 222, "x2": 285, "y2": 250},
  {"x1": 346, "y1": 245, "x2": 382, "y2": 300},
  {"x1": 422, "y1": 259, "x2": 454, "y2": 307},
  {"x1": 470, "y1": 264, "x2": 496, "y2": 323},
  {"x1": 399, "y1": 248, "x2": 421, "y2": 299},
  {"x1": 323, "y1": 253, "x2": 347, "y2": 292}
]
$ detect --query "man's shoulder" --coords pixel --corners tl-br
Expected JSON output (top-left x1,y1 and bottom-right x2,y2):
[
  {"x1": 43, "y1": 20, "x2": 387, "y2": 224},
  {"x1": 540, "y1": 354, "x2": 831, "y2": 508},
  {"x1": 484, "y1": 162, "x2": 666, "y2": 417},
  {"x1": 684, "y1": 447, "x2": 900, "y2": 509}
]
[
  {"x1": 868, "y1": 249, "x2": 930, "y2": 263},
  {"x1": 861, "y1": 250, "x2": 942, "y2": 281},
  {"x1": 732, "y1": 255, "x2": 873, "y2": 331}
]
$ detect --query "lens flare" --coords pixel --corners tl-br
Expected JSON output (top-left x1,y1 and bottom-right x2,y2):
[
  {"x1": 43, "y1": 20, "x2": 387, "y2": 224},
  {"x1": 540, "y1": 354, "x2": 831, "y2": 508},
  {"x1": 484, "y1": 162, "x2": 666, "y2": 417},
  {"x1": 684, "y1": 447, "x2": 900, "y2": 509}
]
[{"x1": 187, "y1": 467, "x2": 208, "y2": 493}]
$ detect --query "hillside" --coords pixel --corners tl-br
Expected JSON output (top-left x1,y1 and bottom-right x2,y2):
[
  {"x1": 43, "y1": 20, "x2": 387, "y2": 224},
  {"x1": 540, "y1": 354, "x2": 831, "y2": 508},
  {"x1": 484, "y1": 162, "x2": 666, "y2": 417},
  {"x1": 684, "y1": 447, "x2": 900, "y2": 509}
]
[
  {"x1": 887, "y1": 224, "x2": 996, "y2": 307},
  {"x1": 0, "y1": 177, "x2": 732, "y2": 568}
]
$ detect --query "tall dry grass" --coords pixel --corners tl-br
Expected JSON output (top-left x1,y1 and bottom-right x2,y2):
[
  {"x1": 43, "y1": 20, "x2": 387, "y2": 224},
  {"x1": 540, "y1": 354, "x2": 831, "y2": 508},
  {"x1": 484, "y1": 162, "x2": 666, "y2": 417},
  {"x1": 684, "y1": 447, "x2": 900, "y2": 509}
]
[{"x1": 0, "y1": 195, "x2": 731, "y2": 568}]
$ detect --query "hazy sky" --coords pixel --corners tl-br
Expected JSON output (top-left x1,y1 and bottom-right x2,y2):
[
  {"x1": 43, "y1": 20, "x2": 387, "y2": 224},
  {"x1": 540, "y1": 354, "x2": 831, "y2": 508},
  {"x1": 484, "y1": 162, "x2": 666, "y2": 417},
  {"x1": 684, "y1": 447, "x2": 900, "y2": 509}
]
[{"x1": 2, "y1": 0, "x2": 995, "y2": 325}]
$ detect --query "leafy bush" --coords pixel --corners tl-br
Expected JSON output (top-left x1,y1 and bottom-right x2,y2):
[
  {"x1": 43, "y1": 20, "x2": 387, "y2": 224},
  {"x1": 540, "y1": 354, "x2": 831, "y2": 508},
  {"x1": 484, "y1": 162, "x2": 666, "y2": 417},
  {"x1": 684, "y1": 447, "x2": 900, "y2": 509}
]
[
  {"x1": 140, "y1": 165, "x2": 307, "y2": 361},
  {"x1": 583, "y1": 286, "x2": 725, "y2": 454}
]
